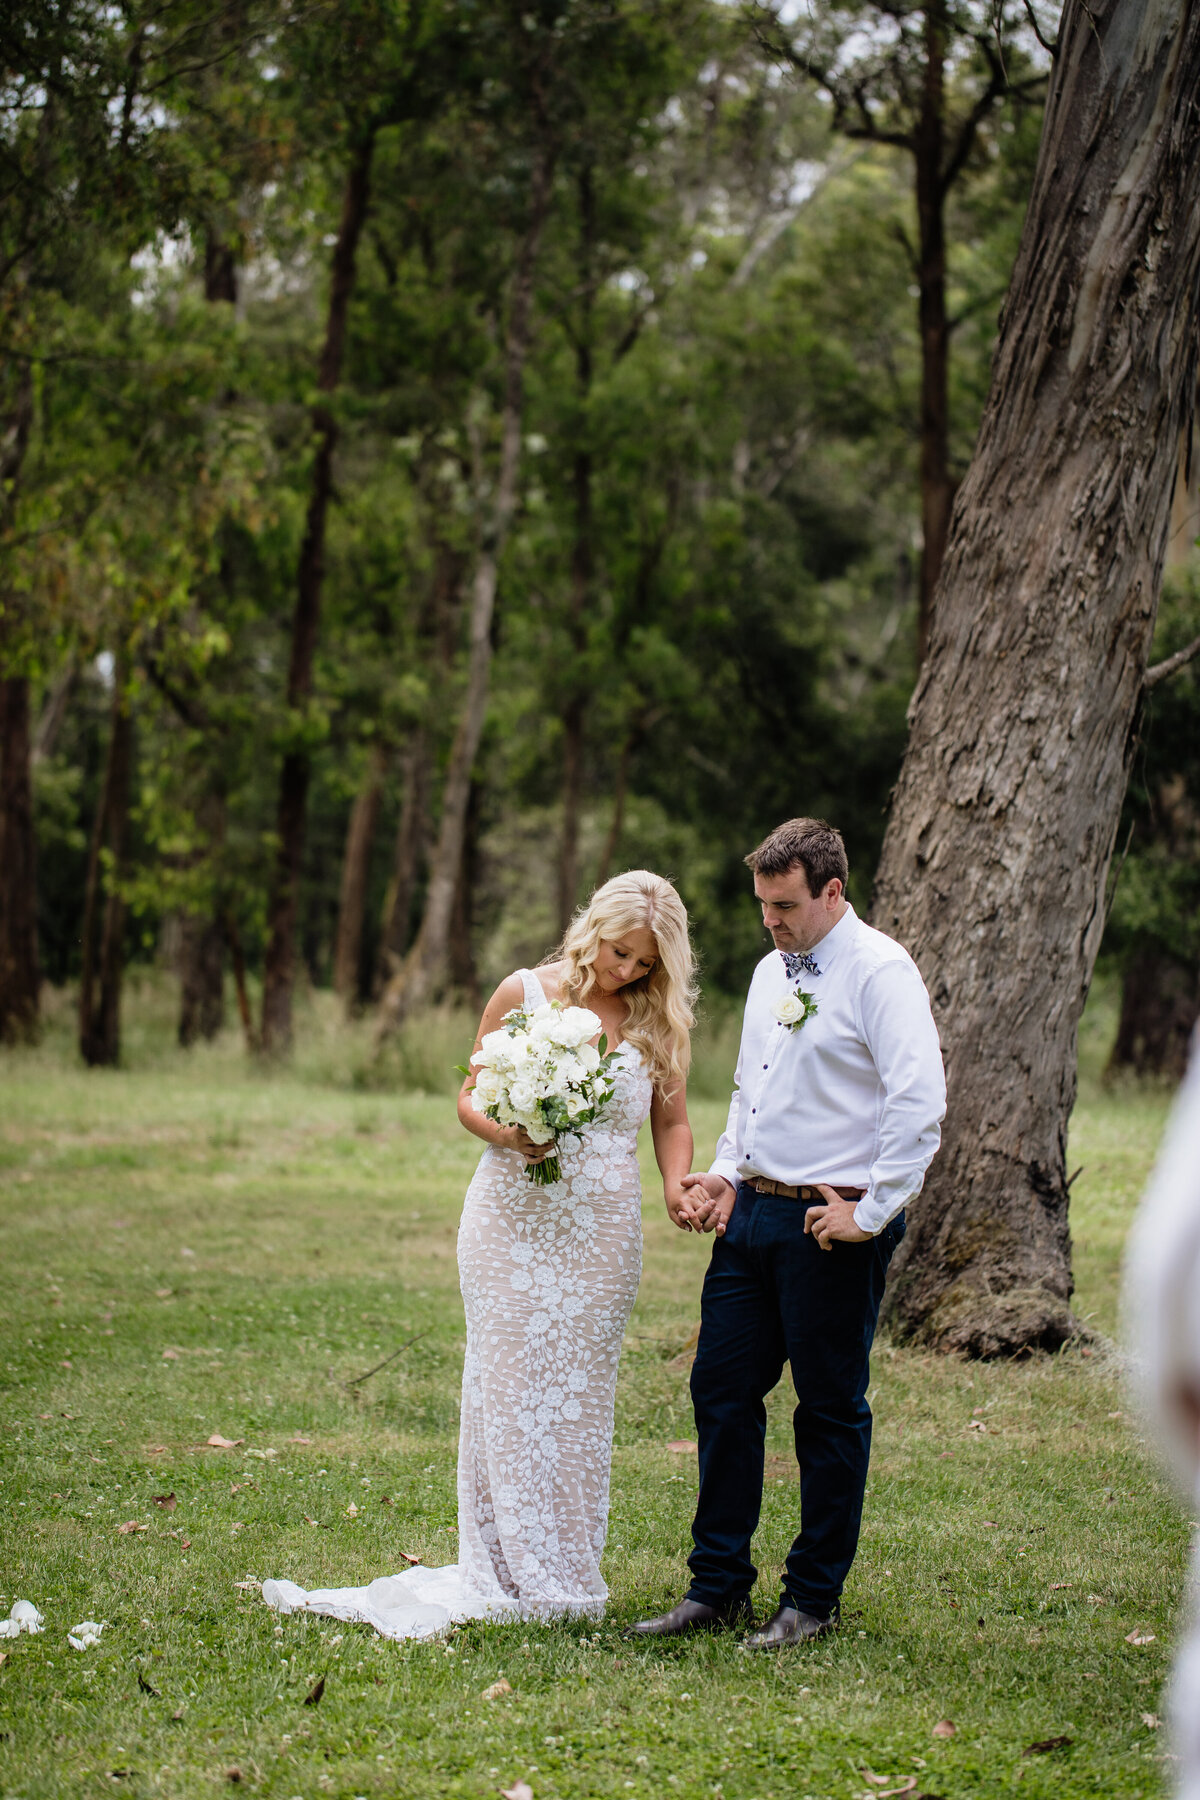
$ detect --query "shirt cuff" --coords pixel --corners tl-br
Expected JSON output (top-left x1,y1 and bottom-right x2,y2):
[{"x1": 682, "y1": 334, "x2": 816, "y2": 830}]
[
  {"x1": 709, "y1": 1159, "x2": 741, "y2": 1194},
  {"x1": 853, "y1": 1187, "x2": 908, "y2": 1236}
]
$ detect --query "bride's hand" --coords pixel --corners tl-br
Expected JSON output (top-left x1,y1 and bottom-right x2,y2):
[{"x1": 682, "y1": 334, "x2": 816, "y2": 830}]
[{"x1": 500, "y1": 1125, "x2": 552, "y2": 1163}]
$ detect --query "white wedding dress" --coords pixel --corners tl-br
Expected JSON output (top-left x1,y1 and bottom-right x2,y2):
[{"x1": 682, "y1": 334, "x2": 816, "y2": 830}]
[{"x1": 264, "y1": 968, "x2": 650, "y2": 1640}]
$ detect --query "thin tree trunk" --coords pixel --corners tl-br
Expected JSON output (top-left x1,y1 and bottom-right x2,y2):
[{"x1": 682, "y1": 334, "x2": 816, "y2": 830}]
[
  {"x1": 260, "y1": 129, "x2": 376, "y2": 1054},
  {"x1": 176, "y1": 790, "x2": 227, "y2": 1046},
  {"x1": 0, "y1": 676, "x2": 39, "y2": 1042},
  {"x1": 378, "y1": 144, "x2": 557, "y2": 1034},
  {"x1": 594, "y1": 731, "x2": 634, "y2": 890},
  {"x1": 870, "y1": 0, "x2": 1200, "y2": 1355},
  {"x1": 376, "y1": 729, "x2": 430, "y2": 987},
  {"x1": 915, "y1": 0, "x2": 953, "y2": 663},
  {"x1": 448, "y1": 776, "x2": 483, "y2": 1012},
  {"x1": 1107, "y1": 946, "x2": 1199, "y2": 1081},
  {"x1": 333, "y1": 739, "x2": 386, "y2": 1007},
  {"x1": 80, "y1": 670, "x2": 133, "y2": 1068},
  {"x1": 32, "y1": 654, "x2": 76, "y2": 764},
  {"x1": 223, "y1": 911, "x2": 256, "y2": 1052},
  {"x1": 557, "y1": 161, "x2": 595, "y2": 935}
]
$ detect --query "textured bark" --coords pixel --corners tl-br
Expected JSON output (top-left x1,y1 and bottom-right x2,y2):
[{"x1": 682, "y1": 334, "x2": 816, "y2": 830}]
[
  {"x1": 871, "y1": 0, "x2": 1200, "y2": 1355},
  {"x1": 0, "y1": 676, "x2": 39, "y2": 1042},
  {"x1": 332, "y1": 739, "x2": 386, "y2": 1007},
  {"x1": 1107, "y1": 946, "x2": 1199, "y2": 1081},
  {"x1": 914, "y1": 0, "x2": 953, "y2": 663},
  {"x1": 79, "y1": 674, "x2": 133, "y2": 1068},
  {"x1": 260, "y1": 130, "x2": 376, "y2": 1054},
  {"x1": 378, "y1": 145, "x2": 556, "y2": 1033},
  {"x1": 448, "y1": 777, "x2": 483, "y2": 1012}
]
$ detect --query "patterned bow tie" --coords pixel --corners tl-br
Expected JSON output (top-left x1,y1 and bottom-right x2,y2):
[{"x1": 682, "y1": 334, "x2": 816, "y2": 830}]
[{"x1": 781, "y1": 950, "x2": 821, "y2": 979}]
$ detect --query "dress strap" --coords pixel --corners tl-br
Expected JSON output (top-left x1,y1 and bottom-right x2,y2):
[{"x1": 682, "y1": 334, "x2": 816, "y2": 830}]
[{"x1": 519, "y1": 967, "x2": 549, "y2": 1010}]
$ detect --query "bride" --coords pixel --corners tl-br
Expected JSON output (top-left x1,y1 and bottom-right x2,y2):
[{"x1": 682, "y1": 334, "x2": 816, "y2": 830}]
[{"x1": 265, "y1": 870, "x2": 699, "y2": 1638}]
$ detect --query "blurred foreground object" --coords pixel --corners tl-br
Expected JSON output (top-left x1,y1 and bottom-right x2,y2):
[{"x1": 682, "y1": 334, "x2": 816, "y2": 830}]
[{"x1": 1124, "y1": 1034, "x2": 1200, "y2": 1797}]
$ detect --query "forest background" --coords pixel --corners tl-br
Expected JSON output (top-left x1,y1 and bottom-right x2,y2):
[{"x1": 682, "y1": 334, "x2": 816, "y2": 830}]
[{"x1": 2, "y1": 0, "x2": 1199, "y2": 1079}]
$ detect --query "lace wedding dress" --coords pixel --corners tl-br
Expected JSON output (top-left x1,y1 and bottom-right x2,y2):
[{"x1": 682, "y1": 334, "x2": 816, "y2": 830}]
[{"x1": 264, "y1": 968, "x2": 650, "y2": 1640}]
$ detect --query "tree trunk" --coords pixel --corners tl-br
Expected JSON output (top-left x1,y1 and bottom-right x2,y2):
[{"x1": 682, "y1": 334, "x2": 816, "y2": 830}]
[
  {"x1": 0, "y1": 676, "x2": 40, "y2": 1043},
  {"x1": 376, "y1": 729, "x2": 430, "y2": 987},
  {"x1": 259, "y1": 129, "x2": 376, "y2": 1054},
  {"x1": 32, "y1": 654, "x2": 76, "y2": 764},
  {"x1": 332, "y1": 739, "x2": 386, "y2": 1008},
  {"x1": 870, "y1": 0, "x2": 1200, "y2": 1356},
  {"x1": 377, "y1": 144, "x2": 556, "y2": 1033},
  {"x1": 80, "y1": 671, "x2": 133, "y2": 1068},
  {"x1": 223, "y1": 911, "x2": 257, "y2": 1052},
  {"x1": 178, "y1": 912, "x2": 225, "y2": 1046},
  {"x1": 1108, "y1": 947, "x2": 1199, "y2": 1081},
  {"x1": 448, "y1": 776, "x2": 483, "y2": 1012},
  {"x1": 595, "y1": 730, "x2": 634, "y2": 889},
  {"x1": 557, "y1": 161, "x2": 595, "y2": 936},
  {"x1": 915, "y1": 0, "x2": 953, "y2": 663}
]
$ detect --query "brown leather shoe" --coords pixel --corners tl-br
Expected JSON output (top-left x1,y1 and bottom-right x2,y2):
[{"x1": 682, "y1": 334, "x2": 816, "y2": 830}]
[
  {"x1": 627, "y1": 1596, "x2": 753, "y2": 1638},
  {"x1": 743, "y1": 1605, "x2": 833, "y2": 1648}
]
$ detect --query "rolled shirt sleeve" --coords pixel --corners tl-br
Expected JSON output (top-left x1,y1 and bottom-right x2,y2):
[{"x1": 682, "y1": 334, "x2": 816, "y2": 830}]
[
  {"x1": 852, "y1": 959, "x2": 946, "y2": 1236},
  {"x1": 709, "y1": 1044, "x2": 743, "y2": 1194}
]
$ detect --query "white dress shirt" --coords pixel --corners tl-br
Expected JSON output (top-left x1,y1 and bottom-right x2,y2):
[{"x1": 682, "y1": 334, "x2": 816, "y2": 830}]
[{"x1": 709, "y1": 904, "x2": 946, "y2": 1235}]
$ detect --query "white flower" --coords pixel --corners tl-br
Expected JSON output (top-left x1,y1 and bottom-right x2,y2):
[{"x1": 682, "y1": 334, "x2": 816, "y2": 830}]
[
  {"x1": 508, "y1": 1079, "x2": 537, "y2": 1116},
  {"x1": 773, "y1": 993, "x2": 806, "y2": 1025},
  {"x1": 575, "y1": 1041, "x2": 601, "y2": 1073}
]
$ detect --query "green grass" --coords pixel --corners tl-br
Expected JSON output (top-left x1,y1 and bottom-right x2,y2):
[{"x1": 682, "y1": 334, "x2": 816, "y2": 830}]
[{"x1": 0, "y1": 981, "x2": 1189, "y2": 1799}]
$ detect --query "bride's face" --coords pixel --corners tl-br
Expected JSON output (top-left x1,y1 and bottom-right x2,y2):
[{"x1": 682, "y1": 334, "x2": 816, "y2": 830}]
[{"x1": 592, "y1": 926, "x2": 658, "y2": 993}]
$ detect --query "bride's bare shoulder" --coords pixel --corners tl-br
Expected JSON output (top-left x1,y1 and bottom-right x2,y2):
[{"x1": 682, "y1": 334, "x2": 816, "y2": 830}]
[{"x1": 535, "y1": 960, "x2": 565, "y2": 1003}]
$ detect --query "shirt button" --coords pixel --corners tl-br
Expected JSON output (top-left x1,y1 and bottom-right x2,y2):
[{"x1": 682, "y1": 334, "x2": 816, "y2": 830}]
[
  {"x1": 751, "y1": 1108, "x2": 756, "y2": 1114},
  {"x1": 763, "y1": 1064, "x2": 768, "y2": 1070}
]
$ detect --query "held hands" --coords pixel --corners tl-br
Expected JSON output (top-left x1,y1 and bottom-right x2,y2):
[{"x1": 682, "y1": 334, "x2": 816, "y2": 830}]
[
  {"x1": 671, "y1": 1171, "x2": 736, "y2": 1235},
  {"x1": 804, "y1": 1187, "x2": 873, "y2": 1252}
]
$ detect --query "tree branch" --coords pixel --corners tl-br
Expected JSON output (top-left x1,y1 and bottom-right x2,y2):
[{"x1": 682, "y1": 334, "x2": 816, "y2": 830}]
[
  {"x1": 1144, "y1": 631, "x2": 1200, "y2": 691},
  {"x1": 1020, "y1": 0, "x2": 1059, "y2": 55},
  {"x1": 939, "y1": 36, "x2": 1008, "y2": 196}
]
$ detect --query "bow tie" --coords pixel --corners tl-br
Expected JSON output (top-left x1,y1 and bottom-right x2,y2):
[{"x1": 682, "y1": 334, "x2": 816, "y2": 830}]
[{"x1": 781, "y1": 950, "x2": 821, "y2": 979}]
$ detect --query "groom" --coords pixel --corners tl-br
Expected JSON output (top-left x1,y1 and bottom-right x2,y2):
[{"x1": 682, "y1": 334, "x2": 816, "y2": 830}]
[{"x1": 634, "y1": 818, "x2": 946, "y2": 1646}]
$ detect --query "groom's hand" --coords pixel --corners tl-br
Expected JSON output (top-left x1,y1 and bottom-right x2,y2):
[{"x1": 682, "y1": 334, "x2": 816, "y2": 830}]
[
  {"x1": 680, "y1": 1172, "x2": 736, "y2": 1236},
  {"x1": 804, "y1": 1187, "x2": 872, "y2": 1251}
]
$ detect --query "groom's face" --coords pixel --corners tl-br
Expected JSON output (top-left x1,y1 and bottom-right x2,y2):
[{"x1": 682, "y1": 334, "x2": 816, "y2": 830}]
[{"x1": 754, "y1": 866, "x2": 843, "y2": 954}]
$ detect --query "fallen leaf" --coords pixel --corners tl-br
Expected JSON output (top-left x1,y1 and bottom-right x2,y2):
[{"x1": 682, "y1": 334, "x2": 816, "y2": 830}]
[
  {"x1": 137, "y1": 1674, "x2": 160, "y2": 1696},
  {"x1": 931, "y1": 1720, "x2": 956, "y2": 1739},
  {"x1": 345, "y1": 1502, "x2": 359, "y2": 1519},
  {"x1": 1142, "y1": 1713, "x2": 1160, "y2": 1729},
  {"x1": 379, "y1": 1495, "x2": 394, "y2": 1507},
  {"x1": 206, "y1": 1434, "x2": 243, "y2": 1449},
  {"x1": 967, "y1": 1421, "x2": 986, "y2": 1432},
  {"x1": 290, "y1": 1435, "x2": 312, "y2": 1445},
  {"x1": 303, "y1": 1514, "x2": 320, "y2": 1527},
  {"x1": 982, "y1": 1520, "x2": 998, "y2": 1528},
  {"x1": 938, "y1": 1451, "x2": 954, "y2": 1459},
  {"x1": 151, "y1": 1493, "x2": 177, "y2": 1512},
  {"x1": 0, "y1": 1652, "x2": 7, "y2": 1667},
  {"x1": 225, "y1": 1767, "x2": 243, "y2": 1783},
  {"x1": 398, "y1": 1550, "x2": 422, "y2": 1565},
  {"x1": 233, "y1": 1580, "x2": 262, "y2": 1593},
  {"x1": 1023, "y1": 1736, "x2": 1073, "y2": 1756},
  {"x1": 863, "y1": 1776, "x2": 889, "y2": 1788},
  {"x1": 161, "y1": 1349, "x2": 180, "y2": 1362},
  {"x1": 116, "y1": 1521, "x2": 148, "y2": 1536},
  {"x1": 171, "y1": 1707, "x2": 185, "y2": 1721},
  {"x1": 499, "y1": 1784, "x2": 534, "y2": 1800},
  {"x1": 1125, "y1": 1629, "x2": 1156, "y2": 1645},
  {"x1": 304, "y1": 1675, "x2": 325, "y2": 1706},
  {"x1": 39, "y1": 1413, "x2": 51, "y2": 1420},
  {"x1": 482, "y1": 1678, "x2": 513, "y2": 1699},
  {"x1": 180, "y1": 1538, "x2": 191, "y2": 1550},
  {"x1": 877, "y1": 1783, "x2": 918, "y2": 1797},
  {"x1": 145, "y1": 1445, "x2": 167, "y2": 1454},
  {"x1": 1050, "y1": 1582, "x2": 1072, "y2": 1590},
  {"x1": 666, "y1": 1440, "x2": 697, "y2": 1453},
  {"x1": 155, "y1": 1288, "x2": 173, "y2": 1299}
]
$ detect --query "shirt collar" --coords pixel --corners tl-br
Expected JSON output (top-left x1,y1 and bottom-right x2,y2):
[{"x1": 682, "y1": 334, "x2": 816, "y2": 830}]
[{"x1": 803, "y1": 901, "x2": 858, "y2": 977}]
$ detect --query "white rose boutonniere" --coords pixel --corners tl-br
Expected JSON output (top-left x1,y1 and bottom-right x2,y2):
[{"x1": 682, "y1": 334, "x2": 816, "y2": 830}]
[{"x1": 772, "y1": 986, "x2": 819, "y2": 1033}]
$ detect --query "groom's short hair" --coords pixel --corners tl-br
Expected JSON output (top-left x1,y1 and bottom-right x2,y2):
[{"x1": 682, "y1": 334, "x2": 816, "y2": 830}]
[{"x1": 745, "y1": 817, "x2": 849, "y2": 895}]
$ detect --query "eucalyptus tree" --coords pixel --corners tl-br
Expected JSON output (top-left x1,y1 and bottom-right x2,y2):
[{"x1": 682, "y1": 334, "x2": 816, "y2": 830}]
[{"x1": 871, "y1": 0, "x2": 1200, "y2": 1354}]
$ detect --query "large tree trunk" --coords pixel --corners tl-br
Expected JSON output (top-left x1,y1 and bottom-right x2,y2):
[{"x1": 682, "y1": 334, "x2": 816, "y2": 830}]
[
  {"x1": 870, "y1": 0, "x2": 1200, "y2": 1356},
  {"x1": 377, "y1": 145, "x2": 556, "y2": 1033},
  {"x1": 259, "y1": 130, "x2": 376, "y2": 1054},
  {"x1": 0, "y1": 676, "x2": 40, "y2": 1042},
  {"x1": 332, "y1": 739, "x2": 386, "y2": 1007},
  {"x1": 178, "y1": 912, "x2": 225, "y2": 1046},
  {"x1": 80, "y1": 671, "x2": 134, "y2": 1068},
  {"x1": 914, "y1": 0, "x2": 953, "y2": 664}
]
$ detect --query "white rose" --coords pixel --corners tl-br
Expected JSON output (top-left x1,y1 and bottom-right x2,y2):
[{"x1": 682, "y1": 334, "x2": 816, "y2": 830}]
[
  {"x1": 773, "y1": 993, "x2": 805, "y2": 1025},
  {"x1": 575, "y1": 1041, "x2": 601, "y2": 1073},
  {"x1": 508, "y1": 1079, "x2": 537, "y2": 1115},
  {"x1": 478, "y1": 1029, "x2": 517, "y2": 1069},
  {"x1": 525, "y1": 1119, "x2": 555, "y2": 1145},
  {"x1": 547, "y1": 1006, "x2": 599, "y2": 1049},
  {"x1": 471, "y1": 1069, "x2": 502, "y2": 1106}
]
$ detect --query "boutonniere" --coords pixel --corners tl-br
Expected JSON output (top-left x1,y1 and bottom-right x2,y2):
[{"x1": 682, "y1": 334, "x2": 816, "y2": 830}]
[{"x1": 772, "y1": 986, "x2": 819, "y2": 1033}]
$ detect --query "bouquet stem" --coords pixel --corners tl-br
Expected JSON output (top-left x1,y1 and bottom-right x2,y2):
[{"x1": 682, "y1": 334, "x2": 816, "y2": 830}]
[{"x1": 527, "y1": 1153, "x2": 562, "y2": 1186}]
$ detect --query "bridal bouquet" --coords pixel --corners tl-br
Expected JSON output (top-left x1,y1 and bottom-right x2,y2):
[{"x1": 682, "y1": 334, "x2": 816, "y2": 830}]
[{"x1": 468, "y1": 1001, "x2": 619, "y2": 1186}]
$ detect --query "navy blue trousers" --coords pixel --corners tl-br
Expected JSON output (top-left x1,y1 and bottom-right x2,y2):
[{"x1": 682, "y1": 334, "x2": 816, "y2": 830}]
[{"x1": 686, "y1": 1182, "x2": 904, "y2": 1619}]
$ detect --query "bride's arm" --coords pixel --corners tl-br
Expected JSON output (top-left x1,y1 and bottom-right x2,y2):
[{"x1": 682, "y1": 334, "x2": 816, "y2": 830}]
[
  {"x1": 456, "y1": 974, "x2": 551, "y2": 1163},
  {"x1": 650, "y1": 1082, "x2": 698, "y2": 1231}
]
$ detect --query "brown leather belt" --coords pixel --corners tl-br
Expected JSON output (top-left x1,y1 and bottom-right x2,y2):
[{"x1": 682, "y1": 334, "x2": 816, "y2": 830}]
[{"x1": 750, "y1": 1178, "x2": 865, "y2": 1202}]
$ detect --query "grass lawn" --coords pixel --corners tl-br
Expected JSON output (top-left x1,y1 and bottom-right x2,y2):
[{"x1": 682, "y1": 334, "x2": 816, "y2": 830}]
[{"x1": 0, "y1": 980, "x2": 1189, "y2": 1800}]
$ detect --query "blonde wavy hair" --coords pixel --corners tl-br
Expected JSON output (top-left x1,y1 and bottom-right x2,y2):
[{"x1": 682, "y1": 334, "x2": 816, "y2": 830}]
[{"x1": 545, "y1": 870, "x2": 697, "y2": 1097}]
